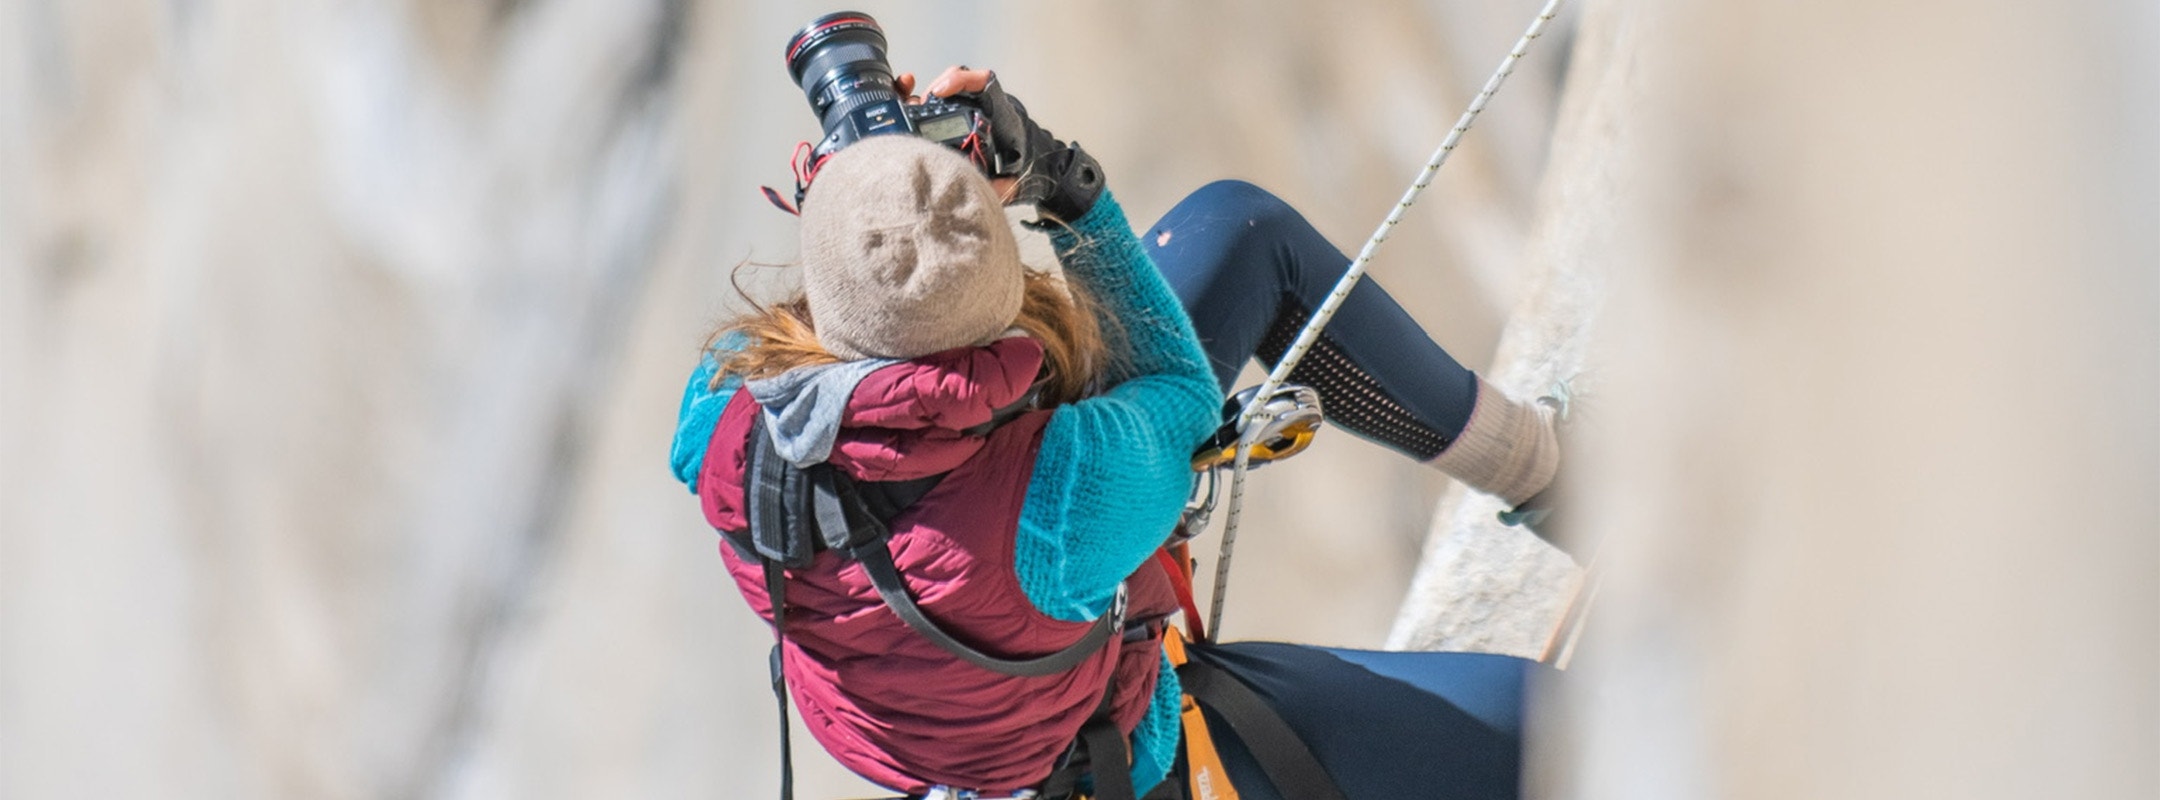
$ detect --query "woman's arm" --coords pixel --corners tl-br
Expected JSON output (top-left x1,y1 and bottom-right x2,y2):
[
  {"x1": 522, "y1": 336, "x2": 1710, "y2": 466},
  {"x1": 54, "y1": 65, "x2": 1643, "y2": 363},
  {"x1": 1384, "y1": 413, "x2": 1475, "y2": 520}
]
[
  {"x1": 1016, "y1": 193, "x2": 1221, "y2": 621},
  {"x1": 670, "y1": 333, "x2": 748, "y2": 493},
  {"x1": 813, "y1": 64, "x2": 1219, "y2": 619}
]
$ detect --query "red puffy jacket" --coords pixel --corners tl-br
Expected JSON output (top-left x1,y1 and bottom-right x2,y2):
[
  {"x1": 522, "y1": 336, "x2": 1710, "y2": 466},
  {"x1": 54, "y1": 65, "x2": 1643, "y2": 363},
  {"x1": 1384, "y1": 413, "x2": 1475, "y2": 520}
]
[{"x1": 700, "y1": 337, "x2": 1176, "y2": 795}]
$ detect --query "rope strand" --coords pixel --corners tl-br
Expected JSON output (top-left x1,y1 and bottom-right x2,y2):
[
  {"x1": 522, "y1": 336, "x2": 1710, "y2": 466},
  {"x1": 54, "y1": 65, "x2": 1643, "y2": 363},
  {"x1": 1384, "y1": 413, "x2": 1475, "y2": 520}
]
[{"x1": 1207, "y1": 0, "x2": 1571, "y2": 638}]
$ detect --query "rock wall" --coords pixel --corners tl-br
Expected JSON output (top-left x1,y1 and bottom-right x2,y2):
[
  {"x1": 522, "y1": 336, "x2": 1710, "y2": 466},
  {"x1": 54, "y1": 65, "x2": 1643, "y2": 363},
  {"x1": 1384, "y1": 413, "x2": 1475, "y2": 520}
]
[{"x1": 1389, "y1": 0, "x2": 2160, "y2": 797}]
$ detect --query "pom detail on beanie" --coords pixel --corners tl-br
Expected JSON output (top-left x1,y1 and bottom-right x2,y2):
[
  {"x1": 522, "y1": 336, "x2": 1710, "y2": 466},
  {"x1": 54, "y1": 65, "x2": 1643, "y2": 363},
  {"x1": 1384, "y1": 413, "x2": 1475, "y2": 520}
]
[{"x1": 799, "y1": 136, "x2": 1024, "y2": 361}]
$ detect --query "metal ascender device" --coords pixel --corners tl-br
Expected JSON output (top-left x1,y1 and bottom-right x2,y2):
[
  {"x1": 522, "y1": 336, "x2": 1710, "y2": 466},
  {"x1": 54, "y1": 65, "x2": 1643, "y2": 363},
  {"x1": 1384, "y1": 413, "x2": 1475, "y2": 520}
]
[{"x1": 1177, "y1": 384, "x2": 1325, "y2": 539}]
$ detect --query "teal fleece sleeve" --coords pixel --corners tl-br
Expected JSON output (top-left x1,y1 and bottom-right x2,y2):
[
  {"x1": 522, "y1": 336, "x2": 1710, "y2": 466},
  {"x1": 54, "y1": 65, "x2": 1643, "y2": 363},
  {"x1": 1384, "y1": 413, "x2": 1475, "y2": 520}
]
[
  {"x1": 1014, "y1": 193, "x2": 1219, "y2": 620},
  {"x1": 671, "y1": 333, "x2": 747, "y2": 493},
  {"x1": 1012, "y1": 193, "x2": 1218, "y2": 798}
]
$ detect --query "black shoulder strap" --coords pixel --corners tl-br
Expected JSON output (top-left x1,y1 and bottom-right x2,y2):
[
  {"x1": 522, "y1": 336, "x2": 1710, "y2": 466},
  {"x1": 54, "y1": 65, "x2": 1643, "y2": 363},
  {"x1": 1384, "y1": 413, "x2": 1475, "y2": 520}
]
[
  {"x1": 1037, "y1": 670, "x2": 1139, "y2": 800},
  {"x1": 728, "y1": 413, "x2": 944, "y2": 564},
  {"x1": 743, "y1": 413, "x2": 812, "y2": 567},
  {"x1": 762, "y1": 560, "x2": 796, "y2": 800},
  {"x1": 1077, "y1": 712, "x2": 1139, "y2": 800},
  {"x1": 1176, "y1": 655, "x2": 1348, "y2": 800},
  {"x1": 849, "y1": 540, "x2": 1128, "y2": 678},
  {"x1": 739, "y1": 408, "x2": 1130, "y2": 800},
  {"x1": 740, "y1": 412, "x2": 1128, "y2": 679}
]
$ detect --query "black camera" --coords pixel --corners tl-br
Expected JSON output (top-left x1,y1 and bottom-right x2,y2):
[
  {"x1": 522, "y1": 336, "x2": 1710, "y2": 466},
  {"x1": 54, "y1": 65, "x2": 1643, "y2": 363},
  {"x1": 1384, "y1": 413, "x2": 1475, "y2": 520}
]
[{"x1": 784, "y1": 12, "x2": 1011, "y2": 176}]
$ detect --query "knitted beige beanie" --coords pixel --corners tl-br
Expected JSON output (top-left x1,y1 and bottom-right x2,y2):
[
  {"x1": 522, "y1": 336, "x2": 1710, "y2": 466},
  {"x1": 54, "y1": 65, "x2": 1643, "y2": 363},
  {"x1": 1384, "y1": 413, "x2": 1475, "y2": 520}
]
[{"x1": 798, "y1": 135, "x2": 1024, "y2": 361}]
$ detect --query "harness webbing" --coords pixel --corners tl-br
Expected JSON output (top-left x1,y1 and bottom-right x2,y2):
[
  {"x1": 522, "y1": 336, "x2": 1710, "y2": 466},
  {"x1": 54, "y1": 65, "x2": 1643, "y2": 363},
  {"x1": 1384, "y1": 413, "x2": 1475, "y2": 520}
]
[
  {"x1": 1208, "y1": 0, "x2": 1574, "y2": 638},
  {"x1": 1033, "y1": 675, "x2": 1141, "y2": 800},
  {"x1": 736, "y1": 414, "x2": 1127, "y2": 677},
  {"x1": 762, "y1": 563, "x2": 797, "y2": 800},
  {"x1": 733, "y1": 413, "x2": 1130, "y2": 799},
  {"x1": 852, "y1": 537, "x2": 1129, "y2": 678},
  {"x1": 1177, "y1": 656, "x2": 1348, "y2": 800}
]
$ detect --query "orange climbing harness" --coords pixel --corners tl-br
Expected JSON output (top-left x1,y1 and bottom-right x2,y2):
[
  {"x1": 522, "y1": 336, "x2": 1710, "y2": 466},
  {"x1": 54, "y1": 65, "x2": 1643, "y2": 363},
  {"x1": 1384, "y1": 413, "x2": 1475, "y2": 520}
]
[
  {"x1": 1156, "y1": 544, "x2": 1346, "y2": 800},
  {"x1": 1161, "y1": 627, "x2": 1240, "y2": 800}
]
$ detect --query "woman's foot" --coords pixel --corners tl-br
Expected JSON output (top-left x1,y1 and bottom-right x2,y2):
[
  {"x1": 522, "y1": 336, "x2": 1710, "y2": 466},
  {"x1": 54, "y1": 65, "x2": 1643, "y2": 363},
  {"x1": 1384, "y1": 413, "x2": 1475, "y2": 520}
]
[
  {"x1": 1496, "y1": 383, "x2": 1574, "y2": 556},
  {"x1": 1427, "y1": 377, "x2": 1576, "y2": 556},
  {"x1": 1428, "y1": 378, "x2": 1560, "y2": 506}
]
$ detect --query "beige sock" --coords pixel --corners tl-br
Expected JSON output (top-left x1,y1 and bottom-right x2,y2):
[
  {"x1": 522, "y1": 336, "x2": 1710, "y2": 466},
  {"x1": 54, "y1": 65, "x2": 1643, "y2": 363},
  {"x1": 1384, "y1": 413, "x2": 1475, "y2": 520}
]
[{"x1": 1427, "y1": 378, "x2": 1559, "y2": 506}]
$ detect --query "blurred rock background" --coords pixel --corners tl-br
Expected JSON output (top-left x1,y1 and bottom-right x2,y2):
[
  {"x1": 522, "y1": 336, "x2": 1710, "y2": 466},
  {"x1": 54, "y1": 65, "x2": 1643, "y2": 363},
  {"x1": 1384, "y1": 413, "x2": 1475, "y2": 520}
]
[
  {"x1": 3, "y1": 1, "x2": 2152, "y2": 799},
  {"x1": 1530, "y1": 1, "x2": 2158, "y2": 798}
]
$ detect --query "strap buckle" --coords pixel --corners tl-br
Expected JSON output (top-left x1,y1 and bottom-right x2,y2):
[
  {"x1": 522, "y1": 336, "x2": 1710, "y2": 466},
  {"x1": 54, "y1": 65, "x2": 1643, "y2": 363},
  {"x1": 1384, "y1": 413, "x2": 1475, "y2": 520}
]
[
  {"x1": 1110, "y1": 581, "x2": 1130, "y2": 632},
  {"x1": 922, "y1": 787, "x2": 1038, "y2": 800}
]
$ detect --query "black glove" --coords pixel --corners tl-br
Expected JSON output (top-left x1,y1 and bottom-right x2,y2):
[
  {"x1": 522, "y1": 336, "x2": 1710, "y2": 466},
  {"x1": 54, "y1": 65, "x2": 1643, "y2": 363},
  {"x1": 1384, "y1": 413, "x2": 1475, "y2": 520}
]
[{"x1": 951, "y1": 75, "x2": 1105, "y2": 223}]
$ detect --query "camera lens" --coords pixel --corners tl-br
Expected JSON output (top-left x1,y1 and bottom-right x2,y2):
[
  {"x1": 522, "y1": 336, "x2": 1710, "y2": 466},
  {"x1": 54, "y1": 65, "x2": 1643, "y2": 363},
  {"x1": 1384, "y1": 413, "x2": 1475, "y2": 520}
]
[{"x1": 784, "y1": 12, "x2": 900, "y2": 135}]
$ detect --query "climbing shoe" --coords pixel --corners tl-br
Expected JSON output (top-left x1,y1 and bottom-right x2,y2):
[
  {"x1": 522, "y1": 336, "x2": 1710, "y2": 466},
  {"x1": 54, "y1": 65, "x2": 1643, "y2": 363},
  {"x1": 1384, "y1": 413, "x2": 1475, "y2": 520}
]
[{"x1": 1497, "y1": 382, "x2": 1576, "y2": 557}]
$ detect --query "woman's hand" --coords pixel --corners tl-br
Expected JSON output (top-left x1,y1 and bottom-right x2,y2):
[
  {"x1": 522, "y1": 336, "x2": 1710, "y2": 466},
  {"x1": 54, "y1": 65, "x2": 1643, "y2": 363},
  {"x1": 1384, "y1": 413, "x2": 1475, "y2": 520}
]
[
  {"x1": 896, "y1": 65, "x2": 1103, "y2": 221},
  {"x1": 895, "y1": 66, "x2": 995, "y2": 103},
  {"x1": 898, "y1": 68, "x2": 1017, "y2": 200}
]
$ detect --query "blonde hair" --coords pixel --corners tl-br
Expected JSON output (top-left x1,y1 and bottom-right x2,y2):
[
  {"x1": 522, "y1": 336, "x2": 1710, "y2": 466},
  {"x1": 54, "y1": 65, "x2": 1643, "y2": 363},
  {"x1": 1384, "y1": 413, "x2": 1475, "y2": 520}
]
[{"x1": 710, "y1": 268, "x2": 1113, "y2": 409}]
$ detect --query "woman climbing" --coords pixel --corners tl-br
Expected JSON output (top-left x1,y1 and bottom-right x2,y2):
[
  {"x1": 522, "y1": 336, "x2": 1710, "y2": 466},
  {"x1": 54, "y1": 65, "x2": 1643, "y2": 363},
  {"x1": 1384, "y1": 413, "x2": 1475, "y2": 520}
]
[{"x1": 671, "y1": 64, "x2": 1564, "y2": 800}]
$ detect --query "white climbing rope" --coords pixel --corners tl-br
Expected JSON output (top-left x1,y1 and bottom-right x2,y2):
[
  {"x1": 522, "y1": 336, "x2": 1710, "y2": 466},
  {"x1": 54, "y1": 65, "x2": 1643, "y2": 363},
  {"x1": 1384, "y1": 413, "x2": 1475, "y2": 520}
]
[{"x1": 1207, "y1": 0, "x2": 1572, "y2": 638}]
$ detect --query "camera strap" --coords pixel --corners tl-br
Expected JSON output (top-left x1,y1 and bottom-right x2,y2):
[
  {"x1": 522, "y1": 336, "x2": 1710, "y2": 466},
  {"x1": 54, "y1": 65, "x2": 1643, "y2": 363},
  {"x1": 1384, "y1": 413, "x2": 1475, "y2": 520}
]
[
  {"x1": 761, "y1": 185, "x2": 800, "y2": 216},
  {"x1": 760, "y1": 142, "x2": 831, "y2": 216}
]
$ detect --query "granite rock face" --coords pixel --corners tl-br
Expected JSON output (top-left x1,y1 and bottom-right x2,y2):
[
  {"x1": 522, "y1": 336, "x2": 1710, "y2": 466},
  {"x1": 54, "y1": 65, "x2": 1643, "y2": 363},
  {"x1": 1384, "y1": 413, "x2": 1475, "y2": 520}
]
[
  {"x1": 1399, "y1": 1, "x2": 2160, "y2": 799},
  {"x1": 1386, "y1": 0, "x2": 1621, "y2": 658}
]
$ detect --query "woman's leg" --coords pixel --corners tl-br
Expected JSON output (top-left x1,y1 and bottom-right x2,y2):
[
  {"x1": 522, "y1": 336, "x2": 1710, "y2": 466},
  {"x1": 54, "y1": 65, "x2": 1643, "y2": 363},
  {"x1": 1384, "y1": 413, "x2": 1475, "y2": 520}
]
[
  {"x1": 1184, "y1": 641, "x2": 1538, "y2": 800},
  {"x1": 1143, "y1": 180, "x2": 1557, "y2": 509},
  {"x1": 1143, "y1": 180, "x2": 1479, "y2": 460}
]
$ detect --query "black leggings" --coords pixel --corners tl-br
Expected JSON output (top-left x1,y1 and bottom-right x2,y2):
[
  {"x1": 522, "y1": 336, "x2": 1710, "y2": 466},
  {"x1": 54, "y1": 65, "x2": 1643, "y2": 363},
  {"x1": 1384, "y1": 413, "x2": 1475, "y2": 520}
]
[
  {"x1": 1142, "y1": 180, "x2": 1481, "y2": 460},
  {"x1": 1183, "y1": 642, "x2": 1536, "y2": 800},
  {"x1": 1142, "y1": 183, "x2": 1528, "y2": 798}
]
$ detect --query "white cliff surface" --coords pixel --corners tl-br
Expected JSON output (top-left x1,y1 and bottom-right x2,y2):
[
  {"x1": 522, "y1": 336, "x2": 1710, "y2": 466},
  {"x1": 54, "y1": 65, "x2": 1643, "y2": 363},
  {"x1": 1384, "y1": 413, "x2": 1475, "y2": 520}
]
[{"x1": 1387, "y1": 0, "x2": 2159, "y2": 798}]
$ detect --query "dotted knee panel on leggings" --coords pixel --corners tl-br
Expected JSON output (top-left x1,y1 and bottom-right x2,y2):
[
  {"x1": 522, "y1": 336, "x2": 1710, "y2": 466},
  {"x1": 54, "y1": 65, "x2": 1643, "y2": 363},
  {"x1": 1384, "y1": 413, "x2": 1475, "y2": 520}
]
[{"x1": 1256, "y1": 298, "x2": 1453, "y2": 460}]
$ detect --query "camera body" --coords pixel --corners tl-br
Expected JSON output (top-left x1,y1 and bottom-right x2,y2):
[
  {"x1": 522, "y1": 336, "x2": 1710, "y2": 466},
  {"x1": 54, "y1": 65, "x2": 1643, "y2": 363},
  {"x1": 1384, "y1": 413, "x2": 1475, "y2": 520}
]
[
  {"x1": 814, "y1": 92, "x2": 1007, "y2": 175},
  {"x1": 786, "y1": 12, "x2": 1012, "y2": 178}
]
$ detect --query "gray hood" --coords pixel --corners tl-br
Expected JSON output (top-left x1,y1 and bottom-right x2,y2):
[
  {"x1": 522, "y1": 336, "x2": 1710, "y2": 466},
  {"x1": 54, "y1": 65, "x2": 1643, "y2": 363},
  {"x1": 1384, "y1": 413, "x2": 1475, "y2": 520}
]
[{"x1": 744, "y1": 358, "x2": 898, "y2": 468}]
